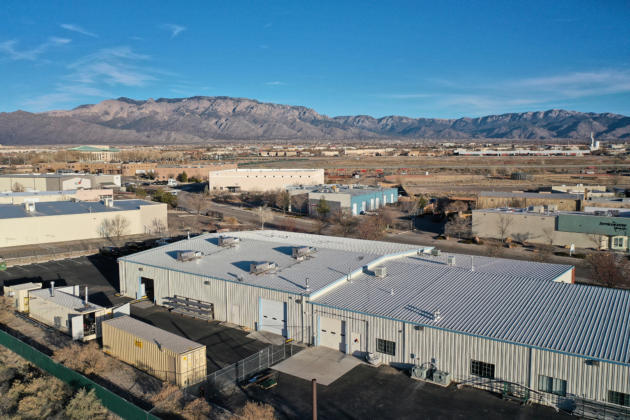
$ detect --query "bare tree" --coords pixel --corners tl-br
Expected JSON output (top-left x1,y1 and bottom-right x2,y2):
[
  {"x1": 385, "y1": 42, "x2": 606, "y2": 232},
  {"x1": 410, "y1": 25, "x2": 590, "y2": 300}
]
[
  {"x1": 256, "y1": 206, "x2": 273, "y2": 229},
  {"x1": 586, "y1": 252, "x2": 630, "y2": 289},
  {"x1": 276, "y1": 190, "x2": 291, "y2": 214},
  {"x1": 179, "y1": 192, "x2": 208, "y2": 215},
  {"x1": 541, "y1": 227, "x2": 555, "y2": 246},
  {"x1": 97, "y1": 215, "x2": 130, "y2": 242},
  {"x1": 151, "y1": 218, "x2": 167, "y2": 235},
  {"x1": 445, "y1": 216, "x2": 471, "y2": 239},
  {"x1": 331, "y1": 210, "x2": 359, "y2": 237},
  {"x1": 496, "y1": 214, "x2": 513, "y2": 243},
  {"x1": 588, "y1": 233, "x2": 604, "y2": 251},
  {"x1": 12, "y1": 182, "x2": 24, "y2": 192}
]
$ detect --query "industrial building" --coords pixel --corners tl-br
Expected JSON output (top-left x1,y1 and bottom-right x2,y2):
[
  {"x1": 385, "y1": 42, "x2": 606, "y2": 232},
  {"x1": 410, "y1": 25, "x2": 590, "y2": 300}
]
[
  {"x1": 0, "y1": 199, "x2": 167, "y2": 248},
  {"x1": 208, "y1": 168, "x2": 325, "y2": 192},
  {"x1": 3, "y1": 282, "x2": 42, "y2": 312},
  {"x1": 26, "y1": 284, "x2": 128, "y2": 341},
  {"x1": 0, "y1": 189, "x2": 113, "y2": 204},
  {"x1": 472, "y1": 208, "x2": 630, "y2": 251},
  {"x1": 287, "y1": 184, "x2": 399, "y2": 216},
  {"x1": 116, "y1": 230, "x2": 630, "y2": 409},
  {"x1": 122, "y1": 162, "x2": 236, "y2": 180},
  {"x1": 477, "y1": 191, "x2": 582, "y2": 211},
  {"x1": 68, "y1": 145, "x2": 121, "y2": 162},
  {"x1": 0, "y1": 173, "x2": 121, "y2": 192},
  {"x1": 102, "y1": 316, "x2": 206, "y2": 387}
]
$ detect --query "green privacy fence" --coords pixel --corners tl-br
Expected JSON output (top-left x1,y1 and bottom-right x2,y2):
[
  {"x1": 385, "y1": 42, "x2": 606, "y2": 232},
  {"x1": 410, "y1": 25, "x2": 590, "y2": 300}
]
[{"x1": 0, "y1": 329, "x2": 159, "y2": 420}]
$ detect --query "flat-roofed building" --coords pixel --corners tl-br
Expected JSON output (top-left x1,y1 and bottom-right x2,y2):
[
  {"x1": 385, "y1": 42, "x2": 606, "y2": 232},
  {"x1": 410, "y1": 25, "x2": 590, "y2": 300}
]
[
  {"x1": 287, "y1": 184, "x2": 399, "y2": 216},
  {"x1": 68, "y1": 145, "x2": 121, "y2": 162},
  {"x1": 208, "y1": 168, "x2": 324, "y2": 192},
  {"x1": 0, "y1": 173, "x2": 121, "y2": 192},
  {"x1": 0, "y1": 189, "x2": 113, "y2": 204},
  {"x1": 0, "y1": 199, "x2": 167, "y2": 248},
  {"x1": 477, "y1": 191, "x2": 582, "y2": 211}
]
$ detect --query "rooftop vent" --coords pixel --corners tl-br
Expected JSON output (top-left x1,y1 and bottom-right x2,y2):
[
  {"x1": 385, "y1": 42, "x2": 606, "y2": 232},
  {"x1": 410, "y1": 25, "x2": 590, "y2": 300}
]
[
  {"x1": 177, "y1": 250, "x2": 202, "y2": 262},
  {"x1": 447, "y1": 256, "x2": 456, "y2": 266},
  {"x1": 24, "y1": 201, "x2": 36, "y2": 213},
  {"x1": 373, "y1": 266, "x2": 387, "y2": 278},
  {"x1": 103, "y1": 197, "x2": 114, "y2": 207},
  {"x1": 218, "y1": 236, "x2": 240, "y2": 247},
  {"x1": 250, "y1": 261, "x2": 278, "y2": 275},
  {"x1": 431, "y1": 248, "x2": 441, "y2": 257},
  {"x1": 292, "y1": 246, "x2": 316, "y2": 260}
]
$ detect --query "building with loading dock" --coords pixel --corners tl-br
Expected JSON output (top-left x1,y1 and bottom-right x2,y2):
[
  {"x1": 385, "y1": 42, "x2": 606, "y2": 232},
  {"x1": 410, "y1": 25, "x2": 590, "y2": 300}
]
[{"x1": 117, "y1": 230, "x2": 630, "y2": 411}]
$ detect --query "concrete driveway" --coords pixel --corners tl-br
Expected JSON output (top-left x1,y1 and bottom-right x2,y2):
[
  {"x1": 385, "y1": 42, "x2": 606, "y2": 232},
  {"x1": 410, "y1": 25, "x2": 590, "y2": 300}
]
[{"x1": 272, "y1": 347, "x2": 363, "y2": 386}]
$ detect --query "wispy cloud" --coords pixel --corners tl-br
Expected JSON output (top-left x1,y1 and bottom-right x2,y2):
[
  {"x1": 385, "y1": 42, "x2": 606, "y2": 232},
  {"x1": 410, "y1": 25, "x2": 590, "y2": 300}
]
[
  {"x1": 381, "y1": 69, "x2": 630, "y2": 115},
  {"x1": 161, "y1": 24, "x2": 186, "y2": 38},
  {"x1": 266, "y1": 81, "x2": 285, "y2": 86},
  {"x1": 0, "y1": 37, "x2": 70, "y2": 61},
  {"x1": 68, "y1": 46, "x2": 154, "y2": 86},
  {"x1": 60, "y1": 23, "x2": 97, "y2": 38}
]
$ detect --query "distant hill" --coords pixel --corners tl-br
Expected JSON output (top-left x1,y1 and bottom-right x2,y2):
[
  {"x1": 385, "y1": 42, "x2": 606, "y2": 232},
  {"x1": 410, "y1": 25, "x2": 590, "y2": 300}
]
[{"x1": 0, "y1": 96, "x2": 629, "y2": 144}]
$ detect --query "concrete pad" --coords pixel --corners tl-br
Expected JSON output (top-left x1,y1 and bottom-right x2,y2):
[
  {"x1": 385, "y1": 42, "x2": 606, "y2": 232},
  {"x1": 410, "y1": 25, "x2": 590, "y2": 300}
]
[
  {"x1": 272, "y1": 346, "x2": 362, "y2": 386},
  {"x1": 245, "y1": 330, "x2": 286, "y2": 345}
]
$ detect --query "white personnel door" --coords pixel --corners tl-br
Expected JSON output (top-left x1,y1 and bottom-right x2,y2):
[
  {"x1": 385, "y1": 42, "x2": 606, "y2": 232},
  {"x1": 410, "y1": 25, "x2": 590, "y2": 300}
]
[
  {"x1": 319, "y1": 317, "x2": 346, "y2": 352},
  {"x1": 71, "y1": 316, "x2": 84, "y2": 341},
  {"x1": 352, "y1": 203, "x2": 357, "y2": 215},
  {"x1": 260, "y1": 299, "x2": 286, "y2": 337}
]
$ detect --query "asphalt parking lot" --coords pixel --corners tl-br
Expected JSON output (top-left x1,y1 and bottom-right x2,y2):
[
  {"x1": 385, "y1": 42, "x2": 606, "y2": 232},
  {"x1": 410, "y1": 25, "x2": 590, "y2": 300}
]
[
  {"x1": 236, "y1": 365, "x2": 571, "y2": 420},
  {"x1": 0, "y1": 255, "x2": 269, "y2": 372}
]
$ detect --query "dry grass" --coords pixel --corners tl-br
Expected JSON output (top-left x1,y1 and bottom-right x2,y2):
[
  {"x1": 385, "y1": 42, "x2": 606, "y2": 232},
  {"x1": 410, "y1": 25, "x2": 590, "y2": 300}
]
[
  {"x1": 65, "y1": 388, "x2": 109, "y2": 420},
  {"x1": 231, "y1": 401, "x2": 276, "y2": 420},
  {"x1": 150, "y1": 383, "x2": 213, "y2": 419},
  {"x1": 53, "y1": 341, "x2": 111, "y2": 375}
]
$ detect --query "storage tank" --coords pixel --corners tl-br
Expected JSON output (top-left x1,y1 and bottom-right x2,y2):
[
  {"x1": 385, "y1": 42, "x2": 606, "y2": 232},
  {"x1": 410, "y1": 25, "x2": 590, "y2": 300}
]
[{"x1": 101, "y1": 316, "x2": 206, "y2": 387}]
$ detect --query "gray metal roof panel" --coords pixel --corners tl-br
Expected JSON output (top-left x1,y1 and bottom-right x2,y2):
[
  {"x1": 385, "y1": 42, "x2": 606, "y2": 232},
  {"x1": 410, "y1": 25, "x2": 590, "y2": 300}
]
[
  {"x1": 312, "y1": 256, "x2": 630, "y2": 364},
  {"x1": 29, "y1": 288, "x2": 104, "y2": 312},
  {"x1": 120, "y1": 230, "x2": 425, "y2": 295},
  {"x1": 103, "y1": 315, "x2": 205, "y2": 354},
  {"x1": 0, "y1": 199, "x2": 157, "y2": 219}
]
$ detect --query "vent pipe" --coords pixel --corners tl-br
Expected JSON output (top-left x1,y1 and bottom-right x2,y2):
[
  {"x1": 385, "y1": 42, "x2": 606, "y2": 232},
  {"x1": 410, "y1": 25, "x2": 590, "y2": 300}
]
[
  {"x1": 305, "y1": 278, "x2": 311, "y2": 293},
  {"x1": 84, "y1": 286, "x2": 88, "y2": 305},
  {"x1": 471, "y1": 256, "x2": 475, "y2": 272},
  {"x1": 50, "y1": 281, "x2": 55, "y2": 297}
]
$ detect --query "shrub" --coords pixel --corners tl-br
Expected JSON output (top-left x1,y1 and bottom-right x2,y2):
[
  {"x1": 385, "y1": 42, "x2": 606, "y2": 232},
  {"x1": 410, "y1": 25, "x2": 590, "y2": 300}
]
[
  {"x1": 182, "y1": 397, "x2": 212, "y2": 420},
  {"x1": 17, "y1": 376, "x2": 70, "y2": 419},
  {"x1": 65, "y1": 388, "x2": 109, "y2": 420},
  {"x1": 53, "y1": 342, "x2": 110, "y2": 375},
  {"x1": 232, "y1": 401, "x2": 276, "y2": 420}
]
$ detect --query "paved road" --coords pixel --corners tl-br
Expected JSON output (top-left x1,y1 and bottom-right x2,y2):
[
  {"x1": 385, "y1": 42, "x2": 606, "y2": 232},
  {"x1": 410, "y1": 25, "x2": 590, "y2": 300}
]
[{"x1": 208, "y1": 201, "x2": 319, "y2": 232}]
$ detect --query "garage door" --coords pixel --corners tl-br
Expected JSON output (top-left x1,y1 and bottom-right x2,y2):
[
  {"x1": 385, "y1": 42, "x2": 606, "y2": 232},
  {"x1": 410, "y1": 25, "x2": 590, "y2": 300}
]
[
  {"x1": 260, "y1": 299, "x2": 287, "y2": 337},
  {"x1": 319, "y1": 317, "x2": 346, "y2": 352}
]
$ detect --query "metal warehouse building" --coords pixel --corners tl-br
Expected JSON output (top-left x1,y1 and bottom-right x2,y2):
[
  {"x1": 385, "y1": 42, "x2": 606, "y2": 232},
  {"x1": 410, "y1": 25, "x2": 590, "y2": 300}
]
[
  {"x1": 118, "y1": 230, "x2": 629, "y2": 411},
  {"x1": 288, "y1": 184, "x2": 399, "y2": 216}
]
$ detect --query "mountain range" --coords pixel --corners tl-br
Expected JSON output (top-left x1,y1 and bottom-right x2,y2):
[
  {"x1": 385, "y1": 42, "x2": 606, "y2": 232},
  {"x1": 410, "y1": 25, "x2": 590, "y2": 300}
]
[{"x1": 0, "y1": 96, "x2": 629, "y2": 145}]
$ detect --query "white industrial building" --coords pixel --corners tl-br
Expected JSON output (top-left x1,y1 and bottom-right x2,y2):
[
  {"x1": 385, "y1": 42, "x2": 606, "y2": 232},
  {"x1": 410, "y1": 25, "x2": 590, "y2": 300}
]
[
  {"x1": 208, "y1": 168, "x2": 325, "y2": 192},
  {"x1": 118, "y1": 230, "x2": 629, "y2": 411}
]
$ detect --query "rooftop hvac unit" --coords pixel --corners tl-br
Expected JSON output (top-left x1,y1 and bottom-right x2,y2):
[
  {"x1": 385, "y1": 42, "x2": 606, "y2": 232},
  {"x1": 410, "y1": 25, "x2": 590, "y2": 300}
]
[
  {"x1": 432, "y1": 370, "x2": 452, "y2": 386},
  {"x1": 431, "y1": 248, "x2": 441, "y2": 257},
  {"x1": 24, "y1": 201, "x2": 36, "y2": 213},
  {"x1": 176, "y1": 251, "x2": 202, "y2": 262},
  {"x1": 547, "y1": 204, "x2": 558, "y2": 212},
  {"x1": 103, "y1": 197, "x2": 114, "y2": 207},
  {"x1": 218, "y1": 236, "x2": 240, "y2": 247},
  {"x1": 373, "y1": 266, "x2": 387, "y2": 278},
  {"x1": 292, "y1": 246, "x2": 315, "y2": 259},
  {"x1": 250, "y1": 261, "x2": 278, "y2": 275},
  {"x1": 447, "y1": 256, "x2": 456, "y2": 266}
]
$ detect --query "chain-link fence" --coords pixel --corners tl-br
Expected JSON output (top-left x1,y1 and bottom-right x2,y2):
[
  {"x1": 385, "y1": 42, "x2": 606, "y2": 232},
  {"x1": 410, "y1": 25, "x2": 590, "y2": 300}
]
[{"x1": 187, "y1": 342, "x2": 301, "y2": 396}]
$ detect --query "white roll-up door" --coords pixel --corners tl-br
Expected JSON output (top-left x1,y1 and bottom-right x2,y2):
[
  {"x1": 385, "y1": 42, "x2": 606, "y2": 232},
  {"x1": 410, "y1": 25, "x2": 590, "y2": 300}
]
[
  {"x1": 260, "y1": 299, "x2": 287, "y2": 337},
  {"x1": 319, "y1": 316, "x2": 346, "y2": 352}
]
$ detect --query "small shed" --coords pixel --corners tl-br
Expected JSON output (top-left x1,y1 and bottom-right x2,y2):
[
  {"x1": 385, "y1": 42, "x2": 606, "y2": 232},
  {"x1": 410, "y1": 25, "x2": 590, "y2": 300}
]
[
  {"x1": 3, "y1": 282, "x2": 42, "y2": 312},
  {"x1": 101, "y1": 316, "x2": 206, "y2": 387},
  {"x1": 27, "y1": 284, "x2": 127, "y2": 341}
]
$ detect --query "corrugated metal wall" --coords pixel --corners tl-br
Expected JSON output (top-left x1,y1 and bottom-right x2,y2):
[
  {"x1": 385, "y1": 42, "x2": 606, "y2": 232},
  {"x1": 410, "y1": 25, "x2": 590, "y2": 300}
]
[
  {"x1": 28, "y1": 295, "x2": 75, "y2": 334},
  {"x1": 119, "y1": 260, "x2": 311, "y2": 342},
  {"x1": 102, "y1": 320, "x2": 206, "y2": 387}
]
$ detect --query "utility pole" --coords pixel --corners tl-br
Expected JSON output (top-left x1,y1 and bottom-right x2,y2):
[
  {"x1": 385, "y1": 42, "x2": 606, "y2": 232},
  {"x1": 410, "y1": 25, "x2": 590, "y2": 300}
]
[{"x1": 312, "y1": 378, "x2": 317, "y2": 420}]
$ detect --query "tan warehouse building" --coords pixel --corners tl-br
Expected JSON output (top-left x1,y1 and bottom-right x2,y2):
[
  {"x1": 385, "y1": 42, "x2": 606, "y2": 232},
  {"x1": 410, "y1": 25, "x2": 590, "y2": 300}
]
[
  {"x1": 0, "y1": 173, "x2": 121, "y2": 192},
  {"x1": 0, "y1": 189, "x2": 112, "y2": 204},
  {"x1": 208, "y1": 168, "x2": 325, "y2": 192},
  {"x1": 0, "y1": 199, "x2": 167, "y2": 248},
  {"x1": 122, "y1": 162, "x2": 236, "y2": 180},
  {"x1": 476, "y1": 191, "x2": 582, "y2": 211}
]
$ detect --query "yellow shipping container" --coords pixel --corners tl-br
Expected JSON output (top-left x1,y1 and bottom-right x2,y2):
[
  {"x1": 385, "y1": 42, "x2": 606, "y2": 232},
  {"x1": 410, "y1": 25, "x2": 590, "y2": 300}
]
[{"x1": 101, "y1": 316, "x2": 206, "y2": 387}]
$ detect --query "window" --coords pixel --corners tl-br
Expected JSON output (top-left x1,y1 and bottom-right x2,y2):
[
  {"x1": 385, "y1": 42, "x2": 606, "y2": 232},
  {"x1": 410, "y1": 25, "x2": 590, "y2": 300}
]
[
  {"x1": 470, "y1": 360, "x2": 495, "y2": 379},
  {"x1": 612, "y1": 236, "x2": 627, "y2": 249},
  {"x1": 538, "y1": 375, "x2": 567, "y2": 396},
  {"x1": 376, "y1": 339, "x2": 395, "y2": 356},
  {"x1": 609, "y1": 391, "x2": 630, "y2": 407}
]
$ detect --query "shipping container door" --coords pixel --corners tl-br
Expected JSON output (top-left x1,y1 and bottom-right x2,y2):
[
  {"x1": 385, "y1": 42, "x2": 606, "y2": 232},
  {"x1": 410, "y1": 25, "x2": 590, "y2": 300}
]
[
  {"x1": 260, "y1": 299, "x2": 286, "y2": 337},
  {"x1": 319, "y1": 317, "x2": 346, "y2": 352}
]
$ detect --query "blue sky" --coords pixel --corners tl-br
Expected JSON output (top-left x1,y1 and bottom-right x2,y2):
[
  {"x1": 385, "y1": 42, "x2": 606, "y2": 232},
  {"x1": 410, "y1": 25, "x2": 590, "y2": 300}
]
[{"x1": 1, "y1": 0, "x2": 629, "y2": 118}]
